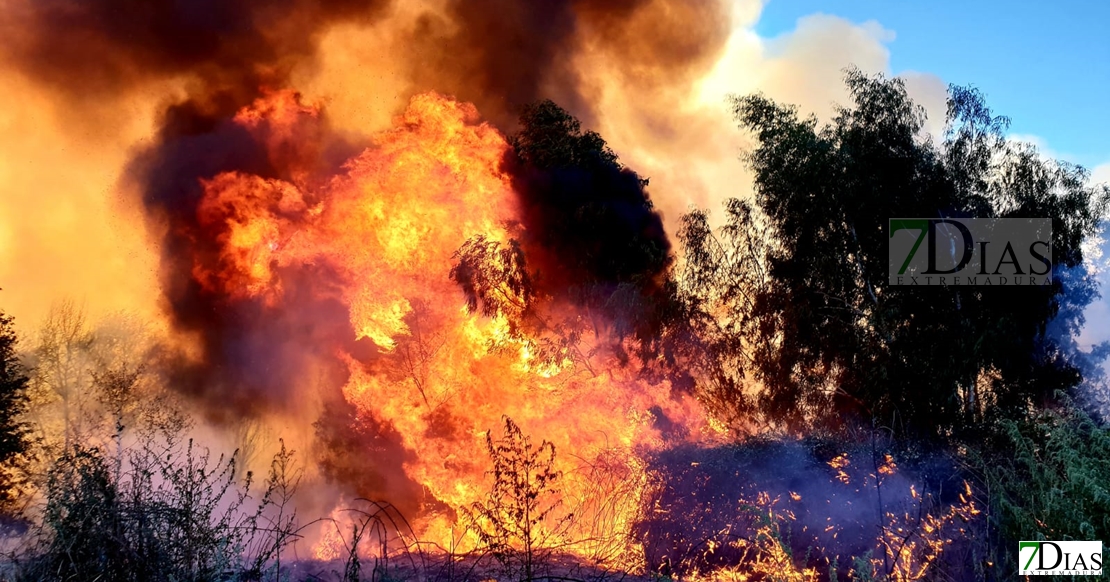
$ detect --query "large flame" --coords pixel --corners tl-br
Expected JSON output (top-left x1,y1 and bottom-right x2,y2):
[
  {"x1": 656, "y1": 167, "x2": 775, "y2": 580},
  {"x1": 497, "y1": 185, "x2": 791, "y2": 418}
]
[{"x1": 196, "y1": 89, "x2": 719, "y2": 558}]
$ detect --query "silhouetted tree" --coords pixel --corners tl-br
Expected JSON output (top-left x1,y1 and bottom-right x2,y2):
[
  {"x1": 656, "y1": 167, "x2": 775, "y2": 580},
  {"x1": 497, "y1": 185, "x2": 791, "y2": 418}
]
[
  {"x1": 26, "y1": 300, "x2": 95, "y2": 448},
  {"x1": 23, "y1": 439, "x2": 302, "y2": 582},
  {"x1": 452, "y1": 101, "x2": 686, "y2": 377},
  {"x1": 508, "y1": 99, "x2": 670, "y2": 285},
  {"x1": 682, "y1": 69, "x2": 1109, "y2": 441},
  {"x1": 0, "y1": 307, "x2": 31, "y2": 509}
]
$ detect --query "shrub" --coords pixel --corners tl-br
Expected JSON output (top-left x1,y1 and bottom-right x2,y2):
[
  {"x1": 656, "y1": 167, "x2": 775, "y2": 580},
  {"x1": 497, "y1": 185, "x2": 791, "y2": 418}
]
[
  {"x1": 18, "y1": 438, "x2": 301, "y2": 582},
  {"x1": 464, "y1": 417, "x2": 573, "y2": 581},
  {"x1": 972, "y1": 404, "x2": 1110, "y2": 579}
]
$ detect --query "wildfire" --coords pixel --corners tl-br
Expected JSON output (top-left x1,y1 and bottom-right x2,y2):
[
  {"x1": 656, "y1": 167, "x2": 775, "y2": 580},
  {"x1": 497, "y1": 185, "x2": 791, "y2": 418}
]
[
  {"x1": 0, "y1": 0, "x2": 1028, "y2": 579},
  {"x1": 195, "y1": 89, "x2": 717, "y2": 558}
]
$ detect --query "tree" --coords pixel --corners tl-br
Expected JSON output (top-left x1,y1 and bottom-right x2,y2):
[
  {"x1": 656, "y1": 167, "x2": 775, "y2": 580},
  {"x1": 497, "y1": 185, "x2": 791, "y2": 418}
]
[
  {"x1": 25, "y1": 300, "x2": 95, "y2": 448},
  {"x1": 452, "y1": 100, "x2": 686, "y2": 377},
  {"x1": 91, "y1": 363, "x2": 144, "y2": 482},
  {"x1": 507, "y1": 99, "x2": 672, "y2": 295},
  {"x1": 676, "y1": 198, "x2": 769, "y2": 431},
  {"x1": 0, "y1": 308, "x2": 31, "y2": 509},
  {"x1": 681, "y1": 70, "x2": 1109, "y2": 440},
  {"x1": 974, "y1": 405, "x2": 1110, "y2": 579}
]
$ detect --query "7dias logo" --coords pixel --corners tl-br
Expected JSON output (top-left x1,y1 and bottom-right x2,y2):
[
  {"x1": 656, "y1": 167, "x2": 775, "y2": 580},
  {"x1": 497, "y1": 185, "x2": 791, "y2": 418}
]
[
  {"x1": 1019, "y1": 541, "x2": 1103, "y2": 576},
  {"x1": 888, "y1": 218, "x2": 1052, "y2": 286}
]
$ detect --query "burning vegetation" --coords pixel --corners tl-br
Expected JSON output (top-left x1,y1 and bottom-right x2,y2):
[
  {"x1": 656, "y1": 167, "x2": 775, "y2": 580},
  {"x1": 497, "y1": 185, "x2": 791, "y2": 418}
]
[{"x1": 0, "y1": 1, "x2": 1108, "y2": 581}]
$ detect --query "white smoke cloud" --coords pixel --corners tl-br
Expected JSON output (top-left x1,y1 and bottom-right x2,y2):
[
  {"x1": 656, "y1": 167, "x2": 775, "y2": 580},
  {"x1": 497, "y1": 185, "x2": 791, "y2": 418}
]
[
  {"x1": 1077, "y1": 160, "x2": 1110, "y2": 354},
  {"x1": 576, "y1": 5, "x2": 950, "y2": 236}
]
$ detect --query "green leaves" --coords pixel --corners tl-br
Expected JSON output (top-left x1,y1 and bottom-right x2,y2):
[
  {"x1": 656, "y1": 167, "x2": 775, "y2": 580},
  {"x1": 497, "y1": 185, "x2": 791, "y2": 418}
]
[
  {"x1": 974, "y1": 406, "x2": 1110, "y2": 577},
  {"x1": 510, "y1": 100, "x2": 620, "y2": 172},
  {"x1": 26, "y1": 438, "x2": 300, "y2": 582},
  {"x1": 450, "y1": 236, "x2": 535, "y2": 323}
]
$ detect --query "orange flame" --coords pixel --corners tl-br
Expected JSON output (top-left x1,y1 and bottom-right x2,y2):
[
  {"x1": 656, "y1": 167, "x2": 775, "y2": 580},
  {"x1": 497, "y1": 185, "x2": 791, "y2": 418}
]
[{"x1": 195, "y1": 90, "x2": 720, "y2": 559}]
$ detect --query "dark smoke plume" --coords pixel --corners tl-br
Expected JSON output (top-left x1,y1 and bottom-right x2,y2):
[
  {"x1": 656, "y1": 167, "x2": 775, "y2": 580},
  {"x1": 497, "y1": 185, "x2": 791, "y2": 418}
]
[
  {"x1": 2, "y1": 0, "x2": 728, "y2": 415},
  {"x1": 409, "y1": 0, "x2": 731, "y2": 129},
  {"x1": 2, "y1": 0, "x2": 394, "y2": 416},
  {"x1": 1, "y1": 0, "x2": 390, "y2": 100}
]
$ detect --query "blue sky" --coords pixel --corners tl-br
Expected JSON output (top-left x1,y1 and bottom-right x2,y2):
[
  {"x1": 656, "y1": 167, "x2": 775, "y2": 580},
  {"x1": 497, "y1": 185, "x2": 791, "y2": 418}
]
[
  {"x1": 755, "y1": 0, "x2": 1110, "y2": 168},
  {"x1": 749, "y1": 1, "x2": 1110, "y2": 360}
]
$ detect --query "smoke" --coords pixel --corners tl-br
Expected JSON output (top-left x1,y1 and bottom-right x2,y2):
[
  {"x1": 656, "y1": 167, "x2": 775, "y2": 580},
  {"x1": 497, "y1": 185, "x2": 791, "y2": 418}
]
[
  {"x1": 0, "y1": 0, "x2": 962, "y2": 531},
  {"x1": 0, "y1": 0, "x2": 958, "y2": 328},
  {"x1": 0, "y1": 0, "x2": 391, "y2": 102},
  {"x1": 0, "y1": 0, "x2": 731, "y2": 382},
  {"x1": 633, "y1": 441, "x2": 970, "y2": 577},
  {"x1": 128, "y1": 92, "x2": 366, "y2": 419},
  {"x1": 0, "y1": 72, "x2": 163, "y2": 332},
  {"x1": 403, "y1": 0, "x2": 732, "y2": 130},
  {"x1": 407, "y1": 0, "x2": 584, "y2": 130},
  {"x1": 580, "y1": 8, "x2": 949, "y2": 232}
]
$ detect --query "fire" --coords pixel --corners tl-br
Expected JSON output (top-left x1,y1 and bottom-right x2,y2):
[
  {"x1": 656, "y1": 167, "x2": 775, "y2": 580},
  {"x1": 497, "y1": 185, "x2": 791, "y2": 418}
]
[
  {"x1": 0, "y1": 0, "x2": 1017, "y2": 579},
  {"x1": 194, "y1": 89, "x2": 718, "y2": 558}
]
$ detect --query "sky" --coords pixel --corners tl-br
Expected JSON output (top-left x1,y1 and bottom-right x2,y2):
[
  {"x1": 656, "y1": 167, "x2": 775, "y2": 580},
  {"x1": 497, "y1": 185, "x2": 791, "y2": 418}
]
[{"x1": 756, "y1": 0, "x2": 1110, "y2": 168}]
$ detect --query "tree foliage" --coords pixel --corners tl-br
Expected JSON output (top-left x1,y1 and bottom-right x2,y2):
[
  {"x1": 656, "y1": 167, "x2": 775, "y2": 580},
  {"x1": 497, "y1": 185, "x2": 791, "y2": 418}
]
[
  {"x1": 680, "y1": 69, "x2": 1109, "y2": 440},
  {"x1": 452, "y1": 101, "x2": 685, "y2": 377},
  {"x1": 508, "y1": 99, "x2": 671, "y2": 293},
  {"x1": 22, "y1": 439, "x2": 301, "y2": 582},
  {"x1": 973, "y1": 405, "x2": 1110, "y2": 579}
]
